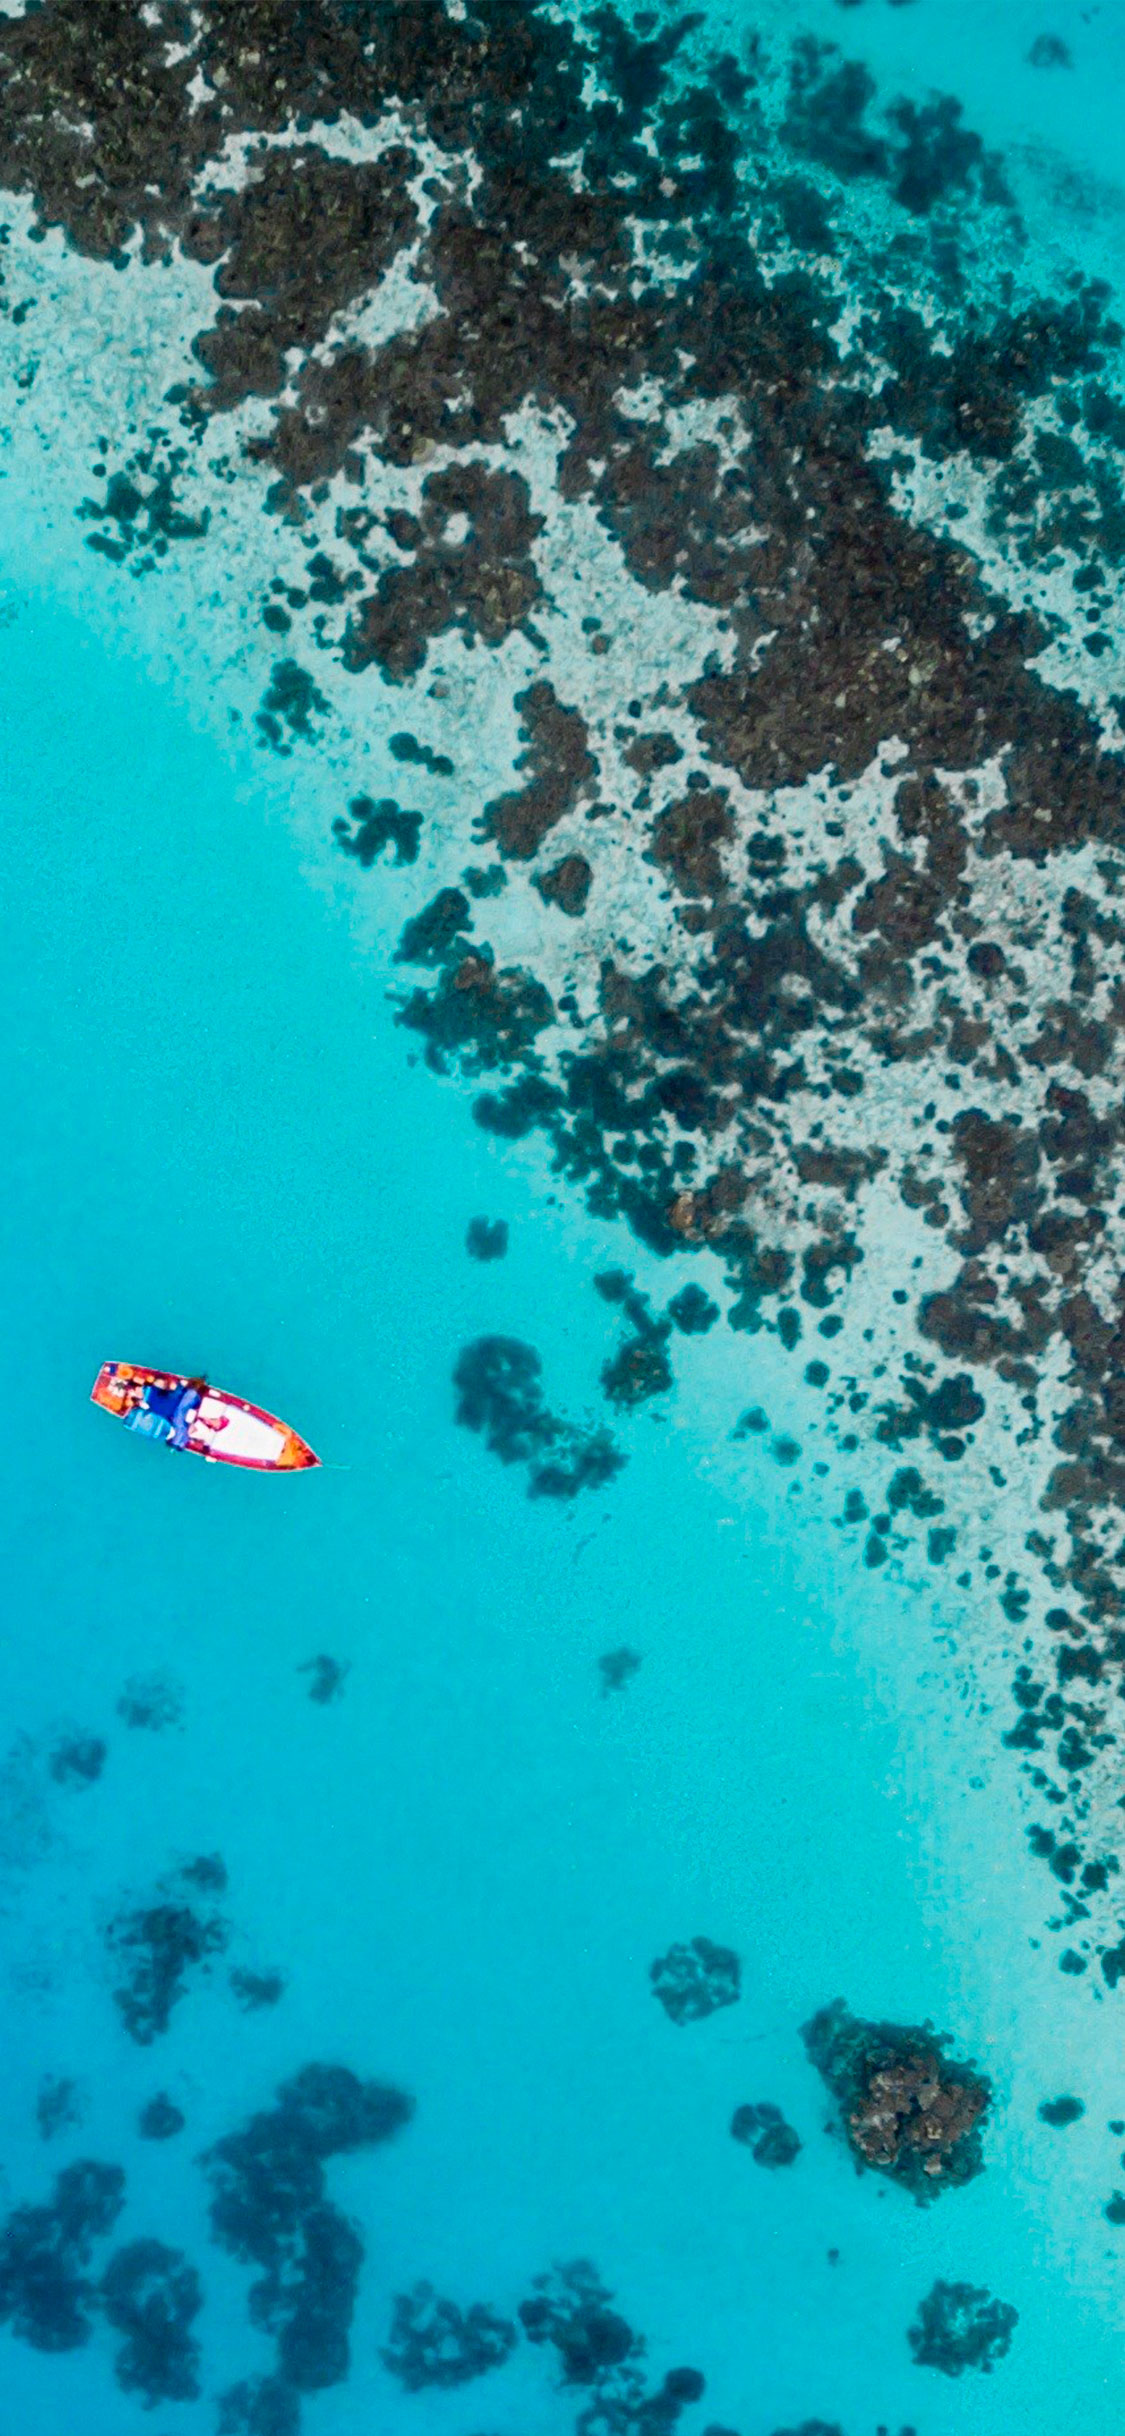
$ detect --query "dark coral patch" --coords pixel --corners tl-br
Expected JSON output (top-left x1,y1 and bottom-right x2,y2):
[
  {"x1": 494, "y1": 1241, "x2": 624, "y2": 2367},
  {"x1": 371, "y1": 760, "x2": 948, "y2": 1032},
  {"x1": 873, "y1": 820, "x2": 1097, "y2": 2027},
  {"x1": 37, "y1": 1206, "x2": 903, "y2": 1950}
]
[
  {"x1": 389, "y1": 730, "x2": 454, "y2": 778},
  {"x1": 907, "y1": 2278, "x2": 1018, "y2": 2375},
  {"x1": 518, "y1": 2260, "x2": 639, "y2": 2386},
  {"x1": 730, "y1": 2102, "x2": 802, "y2": 2167},
  {"x1": 138, "y1": 2094, "x2": 185, "y2": 2142},
  {"x1": 1038, "y1": 2094, "x2": 1084, "y2": 2126},
  {"x1": 0, "y1": 2160, "x2": 125, "y2": 2353},
  {"x1": 668, "y1": 1283, "x2": 720, "y2": 1334},
  {"x1": 466, "y1": 1215, "x2": 509, "y2": 1261},
  {"x1": 651, "y1": 1938, "x2": 741, "y2": 2024},
  {"x1": 230, "y1": 1967, "x2": 287, "y2": 2011},
  {"x1": 382, "y1": 2284, "x2": 518, "y2": 2389},
  {"x1": 203, "y1": 2063, "x2": 414, "y2": 2401},
  {"x1": 520, "y1": 2260, "x2": 705, "y2": 2428},
  {"x1": 49, "y1": 1733, "x2": 107, "y2": 1787},
  {"x1": 601, "y1": 1333, "x2": 673, "y2": 1407},
  {"x1": 344, "y1": 468, "x2": 544, "y2": 682},
  {"x1": 36, "y1": 2076, "x2": 85, "y2": 2140},
  {"x1": 1028, "y1": 33, "x2": 1072, "y2": 66},
  {"x1": 599, "y1": 1646, "x2": 642, "y2": 1694},
  {"x1": 255, "y1": 658, "x2": 329, "y2": 753},
  {"x1": 299, "y1": 1653, "x2": 350, "y2": 1705},
  {"x1": 536, "y1": 853, "x2": 593, "y2": 917},
  {"x1": 116, "y1": 1673, "x2": 182, "y2": 1731},
  {"x1": 484, "y1": 682, "x2": 596, "y2": 860},
  {"x1": 105, "y1": 1857, "x2": 230, "y2": 2043},
  {"x1": 100, "y1": 2238, "x2": 203, "y2": 2406},
  {"x1": 453, "y1": 1335, "x2": 624, "y2": 1499},
  {"x1": 333, "y1": 795, "x2": 421, "y2": 868}
]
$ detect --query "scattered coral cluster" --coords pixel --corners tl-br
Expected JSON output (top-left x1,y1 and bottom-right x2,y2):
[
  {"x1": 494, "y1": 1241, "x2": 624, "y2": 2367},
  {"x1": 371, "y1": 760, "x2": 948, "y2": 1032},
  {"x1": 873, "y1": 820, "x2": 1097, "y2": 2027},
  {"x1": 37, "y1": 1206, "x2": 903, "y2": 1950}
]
[{"x1": 0, "y1": 0, "x2": 1123, "y2": 1953}]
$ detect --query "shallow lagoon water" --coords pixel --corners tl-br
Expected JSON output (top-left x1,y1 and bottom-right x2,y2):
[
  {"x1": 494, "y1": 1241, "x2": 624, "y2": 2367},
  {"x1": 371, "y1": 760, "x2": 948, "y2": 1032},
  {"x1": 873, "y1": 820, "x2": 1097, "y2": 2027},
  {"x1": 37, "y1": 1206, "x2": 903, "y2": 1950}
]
[
  {"x1": 3, "y1": 1, "x2": 1125, "y2": 2431},
  {"x1": 0, "y1": 565, "x2": 1121, "y2": 2436}
]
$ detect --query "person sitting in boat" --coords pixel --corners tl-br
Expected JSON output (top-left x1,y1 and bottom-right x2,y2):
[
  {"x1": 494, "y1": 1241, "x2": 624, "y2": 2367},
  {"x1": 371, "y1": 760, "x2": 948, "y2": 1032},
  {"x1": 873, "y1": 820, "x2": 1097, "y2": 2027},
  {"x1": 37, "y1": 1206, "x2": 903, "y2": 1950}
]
[{"x1": 125, "y1": 1377, "x2": 205, "y2": 1448}]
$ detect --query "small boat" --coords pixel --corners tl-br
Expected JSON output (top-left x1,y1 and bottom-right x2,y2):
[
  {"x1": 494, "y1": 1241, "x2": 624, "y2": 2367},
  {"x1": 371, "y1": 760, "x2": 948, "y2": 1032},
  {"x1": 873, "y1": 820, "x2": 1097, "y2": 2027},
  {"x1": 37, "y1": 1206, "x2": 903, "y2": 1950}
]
[{"x1": 91, "y1": 1362, "x2": 320, "y2": 1472}]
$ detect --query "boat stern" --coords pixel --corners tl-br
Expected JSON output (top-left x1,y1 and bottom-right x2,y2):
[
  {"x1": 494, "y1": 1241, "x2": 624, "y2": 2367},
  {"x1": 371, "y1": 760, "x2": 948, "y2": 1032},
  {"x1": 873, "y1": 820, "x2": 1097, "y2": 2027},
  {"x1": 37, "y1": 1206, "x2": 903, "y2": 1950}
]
[{"x1": 91, "y1": 1360, "x2": 132, "y2": 1416}]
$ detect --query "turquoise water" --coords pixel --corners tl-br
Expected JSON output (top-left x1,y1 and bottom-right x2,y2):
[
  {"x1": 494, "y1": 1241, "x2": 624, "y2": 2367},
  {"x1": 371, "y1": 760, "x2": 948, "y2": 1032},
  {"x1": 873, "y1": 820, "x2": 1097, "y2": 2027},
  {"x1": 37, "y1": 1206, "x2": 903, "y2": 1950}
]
[
  {"x1": 2, "y1": 3, "x2": 1125, "y2": 2433},
  {"x1": 0, "y1": 515, "x2": 1118, "y2": 2436}
]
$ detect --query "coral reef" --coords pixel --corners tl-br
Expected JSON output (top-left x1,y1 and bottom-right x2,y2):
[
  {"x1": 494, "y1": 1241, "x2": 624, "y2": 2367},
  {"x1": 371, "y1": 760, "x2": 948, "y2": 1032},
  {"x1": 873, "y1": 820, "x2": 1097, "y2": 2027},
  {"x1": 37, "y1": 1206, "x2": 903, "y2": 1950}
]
[
  {"x1": 0, "y1": 2159, "x2": 125, "y2": 2352},
  {"x1": 381, "y1": 2283, "x2": 518, "y2": 2389},
  {"x1": 138, "y1": 2093, "x2": 185, "y2": 2142},
  {"x1": 651, "y1": 1939, "x2": 741, "y2": 2024},
  {"x1": 730, "y1": 2102, "x2": 802, "y2": 2166},
  {"x1": 203, "y1": 2063, "x2": 414, "y2": 2404},
  {"x1": 230, "y1": 1966, "x2": 287, "y2": 2011},
  {"x1": 453, "y1": 1334, "x2": 624, "y2": 1499},
  {"x1": 99, "y1": 2238, "x2": 203, "y2": 2406},
  {"x1": 802, "y1": 2000, "x2": 989, "y2": 2196},
  {"x1": 218, "y1": 2375, "x2": 302, "y2": 2436},
  {"x1": 1, "y1": 0, "x2": 1125, "y2": 1965},
  {"x1": 520, "y1": 2260, "x2": 706, "y2": 2436},
  {"x1": 906, "y1": 2278, "x2": 1018, "y2": 2375},
  {"x1": 105, "y1": 1855, "x2": 230, "y2": 2042},
  {"x1": 48, "y1": 1733, "x2": 106, "y2": 1787},
  {"x1": 466, "y1": 1216, "x2": 510, "y2": 1262},
  {"x1": 36, "y1": 2076, "x2": 85, "y2": 2140},
  {"x1": 1038, "y1": 2093, "x2": 1084, "y2": 2126},
  {"x1": 115, "y1": 1673, "x2": 183, "y2": 1732}
]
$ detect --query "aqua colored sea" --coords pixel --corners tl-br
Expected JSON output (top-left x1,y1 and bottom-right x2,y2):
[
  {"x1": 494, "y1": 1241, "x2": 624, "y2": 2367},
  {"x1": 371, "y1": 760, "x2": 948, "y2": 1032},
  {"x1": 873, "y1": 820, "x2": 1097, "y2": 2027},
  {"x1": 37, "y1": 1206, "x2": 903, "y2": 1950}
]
[{"x1": 1, "y1": 5, "x2": 1124, "y2": 2434}]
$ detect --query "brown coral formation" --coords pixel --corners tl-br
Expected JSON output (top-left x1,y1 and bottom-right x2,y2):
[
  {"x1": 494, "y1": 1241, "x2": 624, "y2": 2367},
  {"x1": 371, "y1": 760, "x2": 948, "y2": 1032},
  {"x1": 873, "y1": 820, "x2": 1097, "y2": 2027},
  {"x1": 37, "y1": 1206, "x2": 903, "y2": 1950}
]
[{"x1": 802, "y1": 1999, "x2": 989, "y2": 2198}]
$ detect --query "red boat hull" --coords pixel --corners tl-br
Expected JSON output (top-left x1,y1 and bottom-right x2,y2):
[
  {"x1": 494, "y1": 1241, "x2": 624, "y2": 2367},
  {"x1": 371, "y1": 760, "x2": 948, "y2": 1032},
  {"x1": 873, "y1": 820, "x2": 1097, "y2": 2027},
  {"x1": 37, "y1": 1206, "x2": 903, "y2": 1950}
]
[{"x1": 91, "y1": 1363, "x2": 320, "y2": 1471}]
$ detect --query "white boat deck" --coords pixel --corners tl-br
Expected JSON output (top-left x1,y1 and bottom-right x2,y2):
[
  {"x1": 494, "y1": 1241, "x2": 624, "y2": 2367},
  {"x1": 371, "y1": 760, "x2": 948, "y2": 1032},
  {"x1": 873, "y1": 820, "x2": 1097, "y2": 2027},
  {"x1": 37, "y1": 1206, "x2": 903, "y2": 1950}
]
[{"x1": 194, "y1": 1393, "x2": 285, "y2": 1466}]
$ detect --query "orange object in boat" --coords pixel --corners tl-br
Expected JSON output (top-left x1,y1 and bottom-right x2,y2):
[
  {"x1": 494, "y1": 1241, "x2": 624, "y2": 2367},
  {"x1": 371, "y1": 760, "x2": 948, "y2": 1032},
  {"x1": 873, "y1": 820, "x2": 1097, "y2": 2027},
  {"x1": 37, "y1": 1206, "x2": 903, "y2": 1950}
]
[{"x1": 91, "y1": 1362, "x2": 320, "y2": 1471}]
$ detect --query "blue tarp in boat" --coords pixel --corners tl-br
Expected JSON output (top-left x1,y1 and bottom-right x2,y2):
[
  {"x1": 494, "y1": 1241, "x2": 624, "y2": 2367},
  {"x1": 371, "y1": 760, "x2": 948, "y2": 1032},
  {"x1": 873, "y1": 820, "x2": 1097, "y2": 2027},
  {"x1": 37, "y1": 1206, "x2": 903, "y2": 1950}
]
[{"x1": 128, "y1": 1382, "x2": 202, "y2": 1449}]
